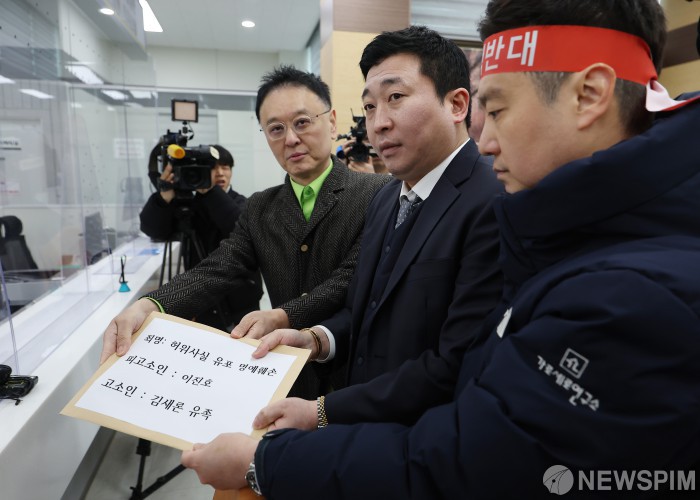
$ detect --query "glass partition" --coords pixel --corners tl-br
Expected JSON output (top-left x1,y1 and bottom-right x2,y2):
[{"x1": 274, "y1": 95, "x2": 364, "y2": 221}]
[
  {"x1": 0, "y1": 0, "x2": 156, "y2": 374},
  {"x1": 0, "y1": 0, "x2": 275, "y2": 375}
]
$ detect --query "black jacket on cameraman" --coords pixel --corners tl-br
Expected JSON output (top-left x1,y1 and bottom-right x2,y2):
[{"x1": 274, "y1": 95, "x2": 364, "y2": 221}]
[{"x1": 139, "y1": 185, "x2": 263, "y2": 330}]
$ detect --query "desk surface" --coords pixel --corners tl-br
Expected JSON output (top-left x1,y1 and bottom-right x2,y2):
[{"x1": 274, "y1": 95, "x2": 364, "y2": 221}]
[{"x1": 0, "y1": 236, "x2": 169, "y2": 500}]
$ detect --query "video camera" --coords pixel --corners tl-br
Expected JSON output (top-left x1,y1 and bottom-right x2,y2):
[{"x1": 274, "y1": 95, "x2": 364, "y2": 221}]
[
  {"x1": 158, "y1": 99, "x2": 217, "y2": 194},
  {"x1": 337, "y1": 112, "x2": 375, "y2": 163}
]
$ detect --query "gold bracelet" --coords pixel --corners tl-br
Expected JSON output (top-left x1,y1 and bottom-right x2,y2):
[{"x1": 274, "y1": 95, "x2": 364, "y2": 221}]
[
  {"x1": 317, "y1": 395, "x2": 328, "y2": 428},
  {"x1": 300, "y1": 328, "x2": 322, "y2": 361}
]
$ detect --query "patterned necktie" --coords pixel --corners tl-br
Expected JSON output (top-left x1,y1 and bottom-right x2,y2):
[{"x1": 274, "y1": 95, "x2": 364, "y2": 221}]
[{"x1": 395, "y1": 194, "x2": 423, "y2": 228}]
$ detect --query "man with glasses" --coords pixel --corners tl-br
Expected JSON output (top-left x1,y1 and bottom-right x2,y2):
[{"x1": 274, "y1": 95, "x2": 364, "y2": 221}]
[{"x1": 100, "y1": 66, "x2": 390, "y2": 399}]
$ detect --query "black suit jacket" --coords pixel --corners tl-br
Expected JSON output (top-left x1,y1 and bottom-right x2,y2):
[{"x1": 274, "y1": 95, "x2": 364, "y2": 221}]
[
  {"x1": 147, "y1": 158, "x2": 391, "y2": 397},
  {"x1": 322, "y1": 140, "x2": 503, "y2": 424}
]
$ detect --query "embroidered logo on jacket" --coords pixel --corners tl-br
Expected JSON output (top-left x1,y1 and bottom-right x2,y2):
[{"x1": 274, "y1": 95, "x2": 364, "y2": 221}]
[{"x1": 559, "y1": 348, "x2": 589, "y2": 379}]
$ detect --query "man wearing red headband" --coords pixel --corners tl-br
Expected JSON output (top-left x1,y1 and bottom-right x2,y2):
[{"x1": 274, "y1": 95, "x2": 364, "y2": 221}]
[{"x1": 182, "y1": 1, "x2": 700, "y2": 497}]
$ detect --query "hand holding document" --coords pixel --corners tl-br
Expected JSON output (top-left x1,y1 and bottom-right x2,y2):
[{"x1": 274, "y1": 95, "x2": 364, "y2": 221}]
[{"x1": 62, "y1": 312, "x2": 309, "y2": 449}]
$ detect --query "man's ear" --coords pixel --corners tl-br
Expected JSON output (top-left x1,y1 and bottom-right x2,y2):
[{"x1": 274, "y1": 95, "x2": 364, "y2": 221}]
[
  {"x1": 446, "y1": 88, "x2": 470, "y2": 124},
  {"x1": 573, "y1": 63, "x2": 617, "y2": 130},
  {"x1": 329, "y1": 109, "x2": 338, "y2": 139}
]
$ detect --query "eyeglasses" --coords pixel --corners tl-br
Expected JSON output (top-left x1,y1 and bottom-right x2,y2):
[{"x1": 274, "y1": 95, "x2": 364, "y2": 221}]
[{"x1": 262, "y1": 109, "x2": 331, "y2": 141}]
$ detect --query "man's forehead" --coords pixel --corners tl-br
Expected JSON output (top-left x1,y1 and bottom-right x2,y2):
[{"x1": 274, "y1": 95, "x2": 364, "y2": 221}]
[
  {"x1": 260, "y1": 87, "x2": 323, "y2": 121},
  {"x1": 362, "y1": 75, "x2": 408, "y2": 99},
  {"x1": 363, "y1": 54, "x2": 422, "y2": 96},
  {"x1": 477, "y1": 73, "x2": 534, "y2": 106},
  {"x1": 478, "y1": 74, "x2": 511, "y2": 108}
]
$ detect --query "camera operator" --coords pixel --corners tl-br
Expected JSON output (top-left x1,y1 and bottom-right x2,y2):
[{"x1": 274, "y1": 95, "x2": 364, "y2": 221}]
[
  {"x1": 140, "y1": 143, "x2": 262, "y2": 330},
  {"x1": 338, "y1": 138, "x2": 388, "y2": 174}
]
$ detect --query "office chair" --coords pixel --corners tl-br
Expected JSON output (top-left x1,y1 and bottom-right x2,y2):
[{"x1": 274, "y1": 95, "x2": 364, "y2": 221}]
[{"x1": 0, "y1": 215, "x2": 38, "y2": 271}]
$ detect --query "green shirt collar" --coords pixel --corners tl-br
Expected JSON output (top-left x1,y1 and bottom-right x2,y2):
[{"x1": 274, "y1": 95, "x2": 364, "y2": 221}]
[{"x1": 290, "y1": 160, "x2": 333, "y2": 205}]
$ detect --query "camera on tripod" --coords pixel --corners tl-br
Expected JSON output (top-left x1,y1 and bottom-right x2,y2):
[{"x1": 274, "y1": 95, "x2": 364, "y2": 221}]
[
  {"x1": 337, "y1": 112, "x2": 376, "y2": 163},
  {"x1": 159, "y1": 99, "x2": 218, "y2": 195}
]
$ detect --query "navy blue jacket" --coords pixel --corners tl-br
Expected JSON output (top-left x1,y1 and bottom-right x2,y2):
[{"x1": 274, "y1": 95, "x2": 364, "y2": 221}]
[
  {"x1": 321, "y1": 140, "x2": 503, "y2": 425},
  {"x1": 256, "y1": 99, "x2": 700, "y2": 499}
]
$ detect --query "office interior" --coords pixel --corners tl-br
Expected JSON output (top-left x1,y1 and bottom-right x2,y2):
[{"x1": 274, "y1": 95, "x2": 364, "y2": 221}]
[{"x1": 0, "y1": 1, "x2": 698, "y2": 499}]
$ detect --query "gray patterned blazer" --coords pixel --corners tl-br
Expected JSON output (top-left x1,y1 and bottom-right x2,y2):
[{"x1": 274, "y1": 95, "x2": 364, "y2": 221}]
[{"x1": 146, "y1": 157, "x2": 390, "y2": 396}]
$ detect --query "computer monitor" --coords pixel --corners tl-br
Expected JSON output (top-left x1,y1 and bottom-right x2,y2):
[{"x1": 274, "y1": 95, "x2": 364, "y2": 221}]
[{"x1": 84, "y1": 212, "x2": 111, "y2": 265}]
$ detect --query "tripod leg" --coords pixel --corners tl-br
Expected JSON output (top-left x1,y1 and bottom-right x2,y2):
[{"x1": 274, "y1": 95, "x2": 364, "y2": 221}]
[
  {"x1": 129, "y1": 438, "x2": 151, "y2": 500},
  {"x1": 186, "y1": 233, "x2": 230, "y2": 328},
  {"x1": 128, "y1": 438, "x2": 186, "y2": 499},
  {"x1": 159, "y1": 241, "x2": 169, "y2": 287},
  {"x1": 139, "y1": 465, "x2": 186, "y2": 498}
]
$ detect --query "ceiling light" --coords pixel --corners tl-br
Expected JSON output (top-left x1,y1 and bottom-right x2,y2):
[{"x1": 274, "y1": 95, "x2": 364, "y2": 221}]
[
  {"x1": 66, "y1": 64, "x2": 104, "y2": 85},
  {"x1": 101, "y1": 90, "x2": 128, "y2": 100},
  {"x1": 0, "y1": 74, "x2": 15, "y2": 84},
  {"x1": 139, "y1": 0, "x2": 163, "y2": 32},
  {"x1": 130, "y1": 90, "x2": 154, "y2": 99},
  {"x1": 241, "y1": 20, "x2": 255, "y2": 28},
  {"x1": 99, "y1": 8, "x2": 115, "y2": 16},
  {"x1": 20, "y1": 89, "x2": 54, "y2": 99}
]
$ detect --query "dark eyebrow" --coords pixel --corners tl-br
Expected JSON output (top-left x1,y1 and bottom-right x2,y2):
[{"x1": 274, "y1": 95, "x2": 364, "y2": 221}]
[
  {"x1": 361, "y1": 76, "x2": 405, "y2": 99},
  {"x1": 478, "y1": 86, "x2": 504, "y2": 109},
  {"x1": 265, "y1": 108, "x2": 308, "y2": 126}
]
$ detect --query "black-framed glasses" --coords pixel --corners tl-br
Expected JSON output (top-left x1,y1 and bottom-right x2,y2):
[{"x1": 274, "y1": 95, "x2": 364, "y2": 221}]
[{"x1": 262, "y1": 109, "x2": 331, "y2": 141}]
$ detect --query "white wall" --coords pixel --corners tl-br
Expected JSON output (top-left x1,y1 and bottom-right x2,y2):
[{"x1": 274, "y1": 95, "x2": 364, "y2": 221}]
[
  {"x1": 218, "y1": 110, "x2": 285, "y2": 196},
  {"x1": 147, "y1": 46, "x2": 278, "y2": 92},
  {"x1": 146, "y1": 46, "x2": 309, "y2": 92}
]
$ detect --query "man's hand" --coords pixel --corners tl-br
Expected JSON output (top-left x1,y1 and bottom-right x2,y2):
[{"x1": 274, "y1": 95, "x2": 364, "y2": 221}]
[
  {"x1": 159, "y1": 163, "x2": 175, "y2": 203},
  {"x1": 196, "y1": 183, "x2": 220, "y2": 195},
  {"x1": 99, "y1": 298, "x2": 159, "y2": 364},
  {"x1": 181, "y1": 433, "x2": 257, "y2": 490},
  {"x1": 253, "y1": 397, "x2": 317, "y2": 431},
  {"x1": 342, "y1": 139, "x2": 376, "y2": 173},
  {"x1": 231, "y1": 308, "x2": 289, "y2": 340},
  {"x1": 250, "y1": 328, "x2": 317, "y2": 358}
]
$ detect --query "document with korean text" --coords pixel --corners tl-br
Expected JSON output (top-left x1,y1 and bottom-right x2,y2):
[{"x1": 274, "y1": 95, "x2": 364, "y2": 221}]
[{"x1": 62, "y1": 312, "x2": 309, "y2": 450}]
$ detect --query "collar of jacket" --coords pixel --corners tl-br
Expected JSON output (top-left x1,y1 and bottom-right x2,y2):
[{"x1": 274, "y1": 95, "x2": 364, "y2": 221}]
[
  {"x1": 494, "y1": 98, "x2": 700, "y2": 285},
  {"x1": 283, "y1": 155, "x2": 350, "y2": 195}
]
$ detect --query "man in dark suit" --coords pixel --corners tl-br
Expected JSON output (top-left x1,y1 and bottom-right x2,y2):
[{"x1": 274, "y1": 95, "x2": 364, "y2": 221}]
[
  {"x1": 100, "y1": 66, "x2": 390, "y2": 399},
  {"x1": 246, "y1": 26, "x2": 503, "y2": 430}
]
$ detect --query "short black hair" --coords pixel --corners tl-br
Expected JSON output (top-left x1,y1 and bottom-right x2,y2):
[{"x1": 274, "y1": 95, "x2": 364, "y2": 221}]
[
  {"x1": 478, "y1": 0, "x2": 667, "y2": 135},
  {"x1": 211, "y1": 144, "x2": 233, "y2": 167},
  {"x1": 255, "y1": 65, "x2": 332, "y2": 121},
  {"x1": 359, "y1": 25, "x2": 472, "y2": 128}
]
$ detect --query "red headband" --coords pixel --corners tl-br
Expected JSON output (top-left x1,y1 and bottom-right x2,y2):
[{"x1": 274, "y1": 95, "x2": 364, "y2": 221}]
[
  {"x1": 481, "y1": 25, "x2": 656, "y2": 85},
  {"x1": 481, "y1": 25, "x2": 699, "y2": 112}
]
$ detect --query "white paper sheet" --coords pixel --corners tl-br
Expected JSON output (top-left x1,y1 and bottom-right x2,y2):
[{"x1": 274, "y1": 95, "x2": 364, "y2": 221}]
[{"x1": 75, "y1": 317, "x2": 296, "y2": 444}]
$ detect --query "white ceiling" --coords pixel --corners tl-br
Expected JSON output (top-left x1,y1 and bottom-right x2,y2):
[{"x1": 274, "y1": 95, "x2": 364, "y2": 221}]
[
  {"x1": 142, "y1": 0, "x2": 489, "y2": 54},
  {"x1": 144, "y1": 0, "x2": 321, "y2": 53},
  {"x1": 413, "y1": 0, "x2": 488, "y2": 43}
]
